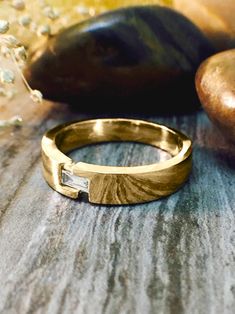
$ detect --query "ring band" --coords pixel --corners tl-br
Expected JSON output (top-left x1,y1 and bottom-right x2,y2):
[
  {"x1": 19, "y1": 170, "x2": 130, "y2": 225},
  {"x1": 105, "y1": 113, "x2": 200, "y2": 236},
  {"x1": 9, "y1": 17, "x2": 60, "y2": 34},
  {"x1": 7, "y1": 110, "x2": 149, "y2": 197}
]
[{"x1": 41, "y1": 118, "x2": 192, "y2": 205}]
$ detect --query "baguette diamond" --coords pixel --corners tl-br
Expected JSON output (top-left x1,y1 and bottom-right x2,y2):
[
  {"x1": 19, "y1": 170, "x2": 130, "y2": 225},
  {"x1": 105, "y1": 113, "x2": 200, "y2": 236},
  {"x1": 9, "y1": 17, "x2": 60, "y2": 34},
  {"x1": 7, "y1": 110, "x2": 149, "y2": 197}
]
[{"x1": 61, "y1": 169, "x2": 89, "y2": 193}]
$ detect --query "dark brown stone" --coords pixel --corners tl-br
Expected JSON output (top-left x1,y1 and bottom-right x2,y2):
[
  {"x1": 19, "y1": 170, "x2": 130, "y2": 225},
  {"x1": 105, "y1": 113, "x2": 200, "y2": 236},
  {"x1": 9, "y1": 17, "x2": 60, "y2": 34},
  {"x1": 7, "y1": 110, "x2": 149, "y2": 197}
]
[
  {"x1": 196, "y1": 49, "x2": 235, "y2": 143},
  {"x1": 25, "y1": 5, "x2": 215, "y2": 114}
]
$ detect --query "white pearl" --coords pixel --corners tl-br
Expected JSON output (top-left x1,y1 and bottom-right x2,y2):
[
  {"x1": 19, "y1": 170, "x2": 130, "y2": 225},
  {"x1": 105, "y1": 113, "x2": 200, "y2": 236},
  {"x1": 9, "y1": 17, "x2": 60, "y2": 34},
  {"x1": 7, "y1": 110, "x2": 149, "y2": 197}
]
[
  {"x1": 43, "y1": 6, "x2": 60, "y2": 20},
  {"x1": 75, "y1": 5, "x2": 90, "y2": 15},
  {"x1": 0, "y1": 69, "x2": 15, "y2": 84},
  {"x1": 1, "y1": 46, "x2": 11, "y2": 57},
  {"x1": 37, "y1": 24, "x2": 51, "y2": 36},
  {"x1": 0, "y1": 20, "x2": 9, "y2": 34},
  {"x1": 14, "y1": 46, "x2": 27, "y2": 61},
  {"x1": 12, "y1": 0, "x2": 25, "y2": 11},
  {"x1": 30, "y1": 90, "x2": 43, "y2": 103},
  {"x1": 1, "y1": 35, "x2": 19, "y2": 47},
  {"x1": 19, "y1": 15, "x2": 31, "y2": 27}
]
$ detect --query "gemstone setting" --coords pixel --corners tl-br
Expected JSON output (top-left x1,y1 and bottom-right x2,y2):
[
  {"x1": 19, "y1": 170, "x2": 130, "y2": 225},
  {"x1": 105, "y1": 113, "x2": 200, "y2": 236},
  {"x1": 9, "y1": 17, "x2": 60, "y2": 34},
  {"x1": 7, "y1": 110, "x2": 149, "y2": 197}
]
[{"x1": 61, "y1": 169, "x2": 89, "y2": 193}]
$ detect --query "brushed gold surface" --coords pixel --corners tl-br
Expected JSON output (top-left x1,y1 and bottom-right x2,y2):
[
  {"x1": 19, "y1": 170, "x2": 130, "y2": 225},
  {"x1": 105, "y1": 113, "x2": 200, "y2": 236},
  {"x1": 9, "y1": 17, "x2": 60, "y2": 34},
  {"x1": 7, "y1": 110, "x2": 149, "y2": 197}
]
[{"x1": 41, "y1": 119, "x2": 192, "y2": 204}]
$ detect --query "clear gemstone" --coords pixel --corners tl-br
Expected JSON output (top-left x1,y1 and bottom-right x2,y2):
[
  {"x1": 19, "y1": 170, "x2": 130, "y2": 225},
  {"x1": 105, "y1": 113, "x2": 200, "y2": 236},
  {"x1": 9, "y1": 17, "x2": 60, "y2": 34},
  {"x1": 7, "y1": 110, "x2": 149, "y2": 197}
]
[{"x1": 61, "y1": 170, "x2": 89, "y2": 193}]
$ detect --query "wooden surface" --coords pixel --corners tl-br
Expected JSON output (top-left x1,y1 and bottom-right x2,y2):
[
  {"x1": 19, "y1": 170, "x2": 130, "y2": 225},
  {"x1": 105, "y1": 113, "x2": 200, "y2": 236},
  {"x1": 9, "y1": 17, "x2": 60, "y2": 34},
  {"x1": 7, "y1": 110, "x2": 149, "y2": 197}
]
[{"x1": 0, "y1": 79, "x2": 235, "y2": 314}]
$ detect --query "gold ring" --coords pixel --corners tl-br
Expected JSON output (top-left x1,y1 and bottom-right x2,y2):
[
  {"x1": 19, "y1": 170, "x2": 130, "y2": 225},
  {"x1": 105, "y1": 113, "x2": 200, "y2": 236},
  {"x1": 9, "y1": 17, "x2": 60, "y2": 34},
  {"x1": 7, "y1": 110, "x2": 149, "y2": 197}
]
[{"x1": 41, "y1": 118, "x2": 192, "y2": 205}]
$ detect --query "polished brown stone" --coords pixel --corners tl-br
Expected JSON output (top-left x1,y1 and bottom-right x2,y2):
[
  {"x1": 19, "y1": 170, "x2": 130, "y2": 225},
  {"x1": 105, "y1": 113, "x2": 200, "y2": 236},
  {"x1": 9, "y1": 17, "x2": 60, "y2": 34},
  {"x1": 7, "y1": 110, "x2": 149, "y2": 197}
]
[
  {"x1": 31, "y1": 0, "x2": 235, "y2": 51},
  {"x1": 25, "y1": 5, "x2": 215, "y2": 114},
  {"x1": 173, "y1": 0, "x2": 235, "y2": 50},
  {"x1": 196, "y1": 49, "x2": 235, "y2": 143}
]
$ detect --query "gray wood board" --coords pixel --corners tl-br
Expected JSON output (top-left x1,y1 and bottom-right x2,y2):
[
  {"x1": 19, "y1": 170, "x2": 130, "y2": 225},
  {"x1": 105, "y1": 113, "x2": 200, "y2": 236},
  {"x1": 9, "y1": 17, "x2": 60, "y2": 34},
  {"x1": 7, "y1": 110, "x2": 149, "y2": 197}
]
[{"x1": 0, "y1": 102, "x2": 235, "y2": 314}]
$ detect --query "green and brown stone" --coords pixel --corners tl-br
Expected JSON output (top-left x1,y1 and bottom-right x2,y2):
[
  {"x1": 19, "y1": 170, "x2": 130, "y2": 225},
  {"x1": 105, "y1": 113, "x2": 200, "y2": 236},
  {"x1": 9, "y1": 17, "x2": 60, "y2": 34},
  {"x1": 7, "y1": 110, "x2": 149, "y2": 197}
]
[{"x1": 25, "y1": 5, "x2": 215, "y2": 114}]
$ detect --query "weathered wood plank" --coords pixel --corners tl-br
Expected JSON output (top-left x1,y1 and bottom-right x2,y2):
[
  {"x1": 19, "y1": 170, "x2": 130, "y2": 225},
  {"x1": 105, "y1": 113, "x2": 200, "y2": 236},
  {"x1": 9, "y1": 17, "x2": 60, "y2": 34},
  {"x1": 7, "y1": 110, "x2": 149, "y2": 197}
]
[{"x1": 0, "y1": 81, "x2": 235, "y2": 314}]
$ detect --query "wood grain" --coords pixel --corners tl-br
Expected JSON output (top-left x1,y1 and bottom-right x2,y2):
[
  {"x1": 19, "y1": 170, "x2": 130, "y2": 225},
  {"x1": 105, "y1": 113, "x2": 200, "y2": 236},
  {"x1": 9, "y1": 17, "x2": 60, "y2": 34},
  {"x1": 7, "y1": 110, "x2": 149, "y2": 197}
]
[{"x1": 0, "y1": 79, "x2": 235, "y2": 313}]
